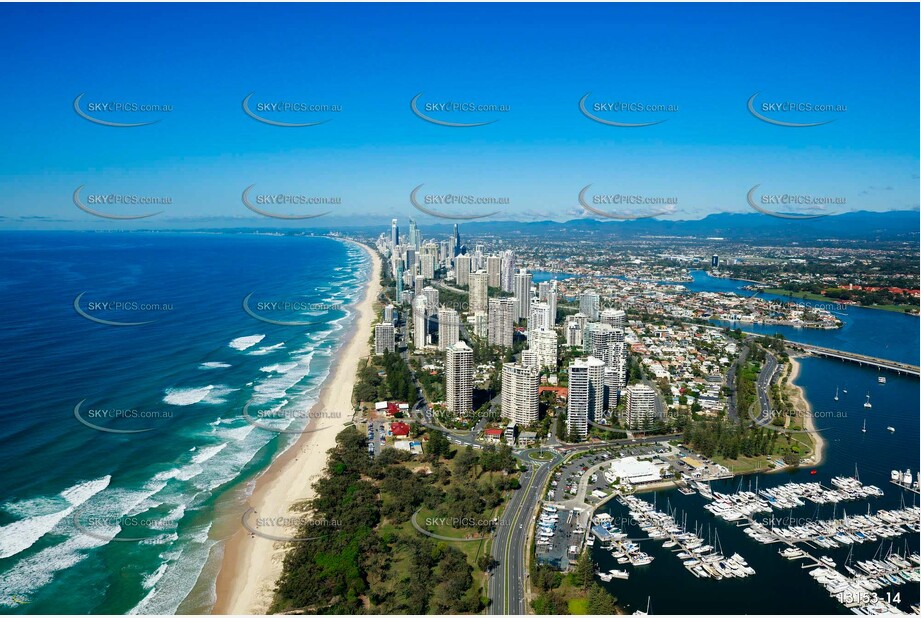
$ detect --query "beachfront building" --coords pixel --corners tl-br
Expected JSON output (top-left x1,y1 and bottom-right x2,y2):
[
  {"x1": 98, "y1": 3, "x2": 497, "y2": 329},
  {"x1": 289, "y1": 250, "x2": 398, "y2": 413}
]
[
  {"x1": 412, "y1": 296, "x2": 429, "y2": 349},
  {"x1": 445, "y1": 341, "x2": 473, "y2": 417},
  {"x1": 580, "y1": 289, "x2": 601, "y2": 321},
  {"x1": 501, "y1": 362, "x2": 540, "y2": 426},
  {"x1": 374, "y1": 322, "x2": 395, "y2": 355},
  {"x1": 567, "y1": 356, "x2": 606, "y2": 440}
]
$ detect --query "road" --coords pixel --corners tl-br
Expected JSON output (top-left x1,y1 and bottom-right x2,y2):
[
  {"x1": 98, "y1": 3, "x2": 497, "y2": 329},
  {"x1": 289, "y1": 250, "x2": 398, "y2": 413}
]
[{"x1": 752, "y1": 351, "x2": 779, "y2": 425}]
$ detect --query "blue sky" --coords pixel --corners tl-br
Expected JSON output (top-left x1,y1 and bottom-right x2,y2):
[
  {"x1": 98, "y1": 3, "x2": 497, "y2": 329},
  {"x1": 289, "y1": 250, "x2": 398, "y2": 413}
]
[{"x1": 0, "y1": 2, "x2": 917, "y2": 228}]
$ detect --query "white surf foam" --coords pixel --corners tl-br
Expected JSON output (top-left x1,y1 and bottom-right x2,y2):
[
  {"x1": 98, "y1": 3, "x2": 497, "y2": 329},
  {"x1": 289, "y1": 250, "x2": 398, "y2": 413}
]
[
  {"x1": 198, "y1": 362, "x2": 231, "y2": 370},
  {"x1": 228, "y1": 334, "x2": 265, "y2": 351}
]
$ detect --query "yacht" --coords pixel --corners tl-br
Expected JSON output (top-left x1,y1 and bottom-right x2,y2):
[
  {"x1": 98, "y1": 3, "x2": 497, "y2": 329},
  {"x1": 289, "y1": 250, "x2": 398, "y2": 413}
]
[
  {"x1": 608, "y1": 569, "x2": 630, "y2": 580},
  {"x1": 887, "y1": 426, "x2": 895, "y2": 432},
  {"x1": 862, "y1": 419, "x2": 866, "y2": 433},
  {"x1": 878, "y1": 376, "x2": 886, "y2": 384},
  {"x1": 834, "y1": 386, "x2": 839, "y2": 401},
  {"x1": 891, "y1": 470, "x2": 902, "y2": 482},
  {"x1": 863, "y1": 393, "x2": 872, "y2": 409},
  {"x1": 903, "y1": 470, "x2": 913, "y2": 485}
]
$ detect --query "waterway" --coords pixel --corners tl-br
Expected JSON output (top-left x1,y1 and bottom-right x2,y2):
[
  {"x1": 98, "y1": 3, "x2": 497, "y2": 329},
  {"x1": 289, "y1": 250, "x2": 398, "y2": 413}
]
[{"x1": 591, "y1": 270, "x2": 920, "y2": 614}]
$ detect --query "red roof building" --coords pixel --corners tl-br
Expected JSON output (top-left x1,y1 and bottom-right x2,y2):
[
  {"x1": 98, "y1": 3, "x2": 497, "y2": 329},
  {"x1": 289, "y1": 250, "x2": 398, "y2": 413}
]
[{"x1": 390, "y1": 422, "x2": 410, "y2": 437}]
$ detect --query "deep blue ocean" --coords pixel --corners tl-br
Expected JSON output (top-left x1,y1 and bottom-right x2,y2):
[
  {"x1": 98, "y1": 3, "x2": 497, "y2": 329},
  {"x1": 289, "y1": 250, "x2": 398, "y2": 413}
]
[{"x1": 0, "y1": 232, "x2": 369, "y2": 613}]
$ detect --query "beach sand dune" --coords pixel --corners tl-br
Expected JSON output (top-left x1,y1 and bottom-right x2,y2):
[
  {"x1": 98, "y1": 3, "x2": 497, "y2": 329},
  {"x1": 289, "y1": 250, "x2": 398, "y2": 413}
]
[{"x1": 211, "y1": 240, "x2": 381, "y2": 615}]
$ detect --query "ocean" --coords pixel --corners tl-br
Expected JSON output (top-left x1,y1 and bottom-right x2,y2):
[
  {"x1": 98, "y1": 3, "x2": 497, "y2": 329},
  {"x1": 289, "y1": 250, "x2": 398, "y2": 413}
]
[{"x1": 0, "y1": 232, "x2": 370, "y2": 613}]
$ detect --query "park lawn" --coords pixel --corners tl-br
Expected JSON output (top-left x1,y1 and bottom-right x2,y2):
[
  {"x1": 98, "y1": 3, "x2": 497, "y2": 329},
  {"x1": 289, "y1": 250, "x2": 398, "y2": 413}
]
[{"x1": 568, "y1": 598, "x2": 590, "y2": 614}]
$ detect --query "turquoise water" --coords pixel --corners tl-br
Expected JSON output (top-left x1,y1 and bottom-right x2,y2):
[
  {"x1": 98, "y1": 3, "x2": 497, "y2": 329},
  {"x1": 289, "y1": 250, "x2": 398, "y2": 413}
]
[{"x1": 0, "y1": 232, "x2": 369, "y2": 613}]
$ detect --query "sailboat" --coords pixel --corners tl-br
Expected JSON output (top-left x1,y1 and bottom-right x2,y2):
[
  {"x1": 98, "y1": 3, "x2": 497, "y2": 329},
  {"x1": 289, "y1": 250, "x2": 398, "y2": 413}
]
[
  {"x1": 862, "y1": 419, "x2": 866, "y2": 433},
  {"x1": 634, "y1": 597, "x2": 651, "y2": 616},
  {"x1": 834, "y1": 387, "x2": 839, "y2": 401},
  {"x1": 863, "y1": 393, "x2": 872, "y2": 409},
  {"x1": 842, "y1": 387, "x2": 847, "y2": 394}
]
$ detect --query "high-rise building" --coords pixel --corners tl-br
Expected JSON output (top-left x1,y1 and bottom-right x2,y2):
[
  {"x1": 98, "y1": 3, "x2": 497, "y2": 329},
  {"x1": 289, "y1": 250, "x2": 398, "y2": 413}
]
[
  {"x1": 374, "y1": 322, "x2": 395, "y2": 355},
  {"x1": 412, "y1": 296, "x2": 428, "y2": 349},
  {"x1": 488, "y1": 297, "x2": 515, "y2": 348},
  {"x1": 624, "y1": 383, "x2": 659, "y2": 429},
  {"x1": 469, "y1": 270, "x2": 489, "y2": 313},
  {"x1": 600, "y1": 308, "x2": 626, "y2": 329},
  {"x1": 383, "y1": 304, "x2": 396, "y2": 324},
  {"x1": 437, "y1": 308, "x2": 460, "y2": 350},
  {"x1": 529, "y1": 327, "x2": 558, "y2": 370},
  {"x1": 408, "y1": 218, "x2": 419, "y2": 250},
  {"x1": 468, "y1": 311, "x2": 488, "y2": 338},
  {"x1": 528, "y1": 302, "x2": 552, "y2": 334},
  {"x1": 501, "y1": 362, "x2": 539, "y2": 426},
  {"x1": 395, "y1": 262, "x2": 403, "y2": 302},
  {"x1": 566, "y1": 319, "x2": 583, "y2": 347},
  {"x1": 513, "y1": 268, "x2": 532, "y2": 321},
  {"x1": 500, "y1": 250, "x2": 516, "y2": 292},
  {"x1": 603, "y1": 367, "x2": 620, "y2": 411},
  {"x1": 453, "y1": 224, "x2": 461, "y2": 257},
  {"x1": 580, "y1": 290, "x2": 600, "y2": 321},
  {"x1": 390, "y1": 219, "x2": 399, "y2": 249},
  {"x1": 486, "y1": 255, "x2": 502, "y2": 288},
  {"x1": 584, "y1": 323, "x2": 615, "y2": 363},
  {"x1": 566, "y1": 356, "x2": 605, "y2": 440},
  {"x1": 422, "y1": 286, "x2": 439, "y2": 311},
  {"x1": 414, "y1": 274, "x2": 424, "y2": 296},
  {"x1": 454, "y1": 254, "x2": 472, "y2": 287},
  {"x1": 520, "y1": 349, "x2": 539, "y2": 368},
  {"x1": 445, "y1": 341, "x2": 473, "y2": 417},
  {"x1": 546, "y1": 289, "x2": 558, "y2": 325},
  {"x1": 401, "y1": 290, "x2": 415, "y2": 305},
  {"x1": 711, "y1": 254, "x2": 719, "y2": 269},
  {"x1": 421, "y1": 254, "x2": 435, "y2": 279}
]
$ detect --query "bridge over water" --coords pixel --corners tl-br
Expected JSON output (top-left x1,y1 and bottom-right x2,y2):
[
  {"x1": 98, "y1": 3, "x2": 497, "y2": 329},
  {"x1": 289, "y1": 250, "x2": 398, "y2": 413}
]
[{"x1": 786, "y1": 340, "x2": 920, "y2": 377}]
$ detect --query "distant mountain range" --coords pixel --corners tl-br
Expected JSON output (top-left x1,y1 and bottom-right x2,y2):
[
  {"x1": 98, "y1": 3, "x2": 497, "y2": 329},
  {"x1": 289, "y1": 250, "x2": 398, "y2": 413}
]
[{"x1": 5, "y1": 209, "x2": 918, "y2": 242}]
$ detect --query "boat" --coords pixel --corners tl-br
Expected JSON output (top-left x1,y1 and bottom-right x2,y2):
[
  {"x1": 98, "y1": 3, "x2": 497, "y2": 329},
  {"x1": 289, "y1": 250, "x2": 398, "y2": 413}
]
[
  {"x1": 835, "y1": 386, "x2": 839, "y2": 401},
  {"x1": 633, "y1": 597, "x2": 651, "y2": 616},
  {"x1": 878, "y1": 376, "x2": 886, "y2": 384},
  {"x1": 887, "y1": 426, "x2": 895, "y2": 432},
  {"x1": 609, "y1": 569, "x2": 630, "y2": 580},
  {"x1": 843, "y1": 388, "x2": 847, "y2": 394},
  {"x1": 903, "y1": 470, "x2": 913, "y2": 485},
  {"x1": 862, "y1": 419, "x2": 867, "y2": 433},
  {"x1": 597, "y1": 571, "x2": 613, "y2": 582},
  {"x1": 864, "y1": 393, "x2": 872, "y2": 409},
  {"x1": 892, "y1": 470, "x2": 902, "y2": 482}
]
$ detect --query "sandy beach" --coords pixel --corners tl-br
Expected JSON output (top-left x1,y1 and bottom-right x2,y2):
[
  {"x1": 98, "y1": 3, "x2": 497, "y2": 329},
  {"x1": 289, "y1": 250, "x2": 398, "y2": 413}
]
[
  {"x1": 788, "y1": 355, "x2": 826, "y2": 466},
  {"x1": 211, "y1": 239, "x2": 381, "y2": 615}
]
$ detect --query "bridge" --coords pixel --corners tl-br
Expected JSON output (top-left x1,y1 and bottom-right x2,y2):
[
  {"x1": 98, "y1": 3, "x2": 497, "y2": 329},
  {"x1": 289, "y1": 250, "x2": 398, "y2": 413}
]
[{"x1": 786, "y1": 340, "x2": 920, "y2": 377}]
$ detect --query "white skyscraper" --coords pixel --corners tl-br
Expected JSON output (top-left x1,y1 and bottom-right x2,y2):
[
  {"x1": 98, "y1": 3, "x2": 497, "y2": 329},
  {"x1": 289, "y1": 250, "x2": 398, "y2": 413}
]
[
  {"x1": 546, "y1": 289, "x2": 558, "y2": 325},
  {"x1": 486, "y1": 255, "x2": 502, "y2": 288},
  {"x1": 414, "y1": 274, "x2": 424, "y2": 296},
  {"x1": 488, "y1": 297, "x2": 515, "y2": 348},
  {"x1": 600, "y1": 308, "x2": 626, "y2": 329},
  {"x1": 454, "y1": 254, "x2": 472, "y2": 287},
  {"x1": 529, "y1": 327, "x2": 558, "y2": 370},
  {"x1": 513, "y1": 268, "x2": 532, "y2": 321},
  {"x1": 469, "y1": 270, "x2": 489, "y2": 313},
  {"x1": 445, "y1": 341, "x2": 473, "y2": 417},
  {"x1": 624, "y1": 383, "x2": 659, "y2": 429},
  {"x1": 422, "y1": 286, "x2": 439, "y2": 311},
  {"x1": 374, "y1": 322, "x2": 395, "y2": 355},
  {"x1": 520, "y1": 349, "x2": 539, "y2": 368},
  {"x1": 383, "y1": 304, "x2": 396, "y2": 325},
  {"x1": 500, "y1": 250, "x2": 516, "y2": 292},
  {"x1": 390, "y1": 219, "x2": 399, "y2": 249},
  {"x1": 437, "y1": 308, "x2": 460, "y2": 350},
  {"x1": 566, "y1": 319, "x2": 583, "y2": 347},
  {"x1": 580, "y1": 290, "x2": 601, "y2": 321},
  {"x1": 501, "y1": 362, "x2": 539, "y2": 426},
  {"x1": 566, "y1": 356, "x2": 606, "y2": 440},
  {"x1": 412, "y1": 296, "x2": 428, "y2": 349},
  {"x1": 528, "y1": 302, "x2": 552, "y2": 334},
  {"x1": 468, "y1": 311, "x2": 488, "y2": 338}
]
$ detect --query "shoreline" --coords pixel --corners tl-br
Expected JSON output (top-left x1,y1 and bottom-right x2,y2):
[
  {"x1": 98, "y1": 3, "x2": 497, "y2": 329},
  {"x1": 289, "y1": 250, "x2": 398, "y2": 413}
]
[
  {"x1": 210, "y1": 238, "x2": 381, "y2": 615},
  {"x1": 788, "y1": 355, "x2": 826, "y2": 467}
]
